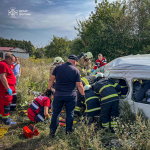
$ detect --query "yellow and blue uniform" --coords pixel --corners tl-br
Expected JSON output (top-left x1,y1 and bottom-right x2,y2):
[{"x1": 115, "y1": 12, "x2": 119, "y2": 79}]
[
  {"x1": 83, "y1": 89, "x2": 100, "y2": 117},
  {"x1": 94, "y1": 78, "x2": 119, "y2": 132},
  {"x1": 74, "y1": 75, "x2": 97, "y2": 116}
]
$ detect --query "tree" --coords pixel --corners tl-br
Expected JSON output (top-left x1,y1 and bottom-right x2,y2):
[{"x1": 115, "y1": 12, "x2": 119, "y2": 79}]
[
  {"x1": 45, "y1": 36, "x2": 71, "y2": 58},
  {"x1": 75, "y1": 0, "x2": 150, "y2": 61},
  {"x1": 70, "y1": 38, "x2": 85, "y2": 55}
]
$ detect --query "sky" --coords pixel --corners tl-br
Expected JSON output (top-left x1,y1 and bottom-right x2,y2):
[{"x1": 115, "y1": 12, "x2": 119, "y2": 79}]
[{"x1": 0, "y1": 0, "x2": 110, "y2": 47}]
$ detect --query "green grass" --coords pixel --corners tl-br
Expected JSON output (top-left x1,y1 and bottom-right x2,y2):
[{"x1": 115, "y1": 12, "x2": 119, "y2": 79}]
[{"x1": 1, "y1": 58, "x2": 150, "y2": 150}]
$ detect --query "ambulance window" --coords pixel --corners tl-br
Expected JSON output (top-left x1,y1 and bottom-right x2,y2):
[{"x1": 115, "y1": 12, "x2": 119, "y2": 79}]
[
  {"x1": 132, "y1": 79, "x2": 150, "y2": 104},
  {"x1": 110, "y1": 78, "x2": 129, "y2": 99}
]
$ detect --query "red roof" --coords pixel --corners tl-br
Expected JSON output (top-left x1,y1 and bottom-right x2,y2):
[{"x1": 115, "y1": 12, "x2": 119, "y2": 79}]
[
  {"x1": 0, "y1": 47, "x2": 14, "y2": 51},
  {"x1": 0, "y1": 47, "x2": 26, "y2": 52}
]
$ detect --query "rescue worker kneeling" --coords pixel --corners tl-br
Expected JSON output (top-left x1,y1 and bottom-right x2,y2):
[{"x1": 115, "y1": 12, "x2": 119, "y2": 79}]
[
  {"x1": 27, "y1": 89, "x2": 54, "y2": 123},
  {"x1": 74, "y1": 73, "x2": 103, "y2": 116},
  {"x1": 82, "y1": 85, "x2": 101, "y2": 125},
  {"x1": 94, "y1": 78, "x2": 119, "y2": 133}
]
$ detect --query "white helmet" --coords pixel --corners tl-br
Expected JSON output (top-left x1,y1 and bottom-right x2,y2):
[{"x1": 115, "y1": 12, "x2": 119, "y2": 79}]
[
  {"x1": 96, "y1": 72, "x2": 104, "y2": 78},
  {"x1": 84, "y1": 52, "x2": 93, "y2": 61},
  {"x1": 84, "y1": 85, "x2": 91, "y2": 91},
  {"x1": 52, "y1": 57, "x2": 64, "y2": 65}
]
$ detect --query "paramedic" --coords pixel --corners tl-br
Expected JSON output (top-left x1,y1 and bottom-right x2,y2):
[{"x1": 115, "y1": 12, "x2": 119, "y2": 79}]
[{"x1": 0, "y1": 52, "x2": 16, "y2": 125}]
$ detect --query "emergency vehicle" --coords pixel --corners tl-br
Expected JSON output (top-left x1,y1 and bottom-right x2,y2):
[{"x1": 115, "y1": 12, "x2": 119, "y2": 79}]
[{"x1": 104, "y1": 54, "x2": 150, "y2": 118}]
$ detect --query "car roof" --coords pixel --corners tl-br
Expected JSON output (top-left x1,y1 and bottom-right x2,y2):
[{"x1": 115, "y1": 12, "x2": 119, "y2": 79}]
[
  {"x1": 105, "y1": 54, "x2": 150, "y2": 71},
  {"x1": 104, "y1": 54, "x2": 150, "y2": 79}
]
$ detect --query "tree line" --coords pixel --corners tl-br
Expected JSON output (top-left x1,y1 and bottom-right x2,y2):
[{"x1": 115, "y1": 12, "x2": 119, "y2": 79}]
[
  {"x1": 1, "y1": 0, "x2": 150, "y2": 62},
  {"x1": 0, "y1": 37, "x2": 35, "y2": 55}
]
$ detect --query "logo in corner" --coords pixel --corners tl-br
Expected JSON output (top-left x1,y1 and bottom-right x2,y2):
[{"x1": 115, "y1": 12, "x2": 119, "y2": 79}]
[{"x1": 8, "y1": 7, "x2": 18, "y2": 18}]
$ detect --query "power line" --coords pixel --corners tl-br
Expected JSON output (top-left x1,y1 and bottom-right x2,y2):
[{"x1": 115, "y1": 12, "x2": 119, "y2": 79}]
[{"x1": 0, "y1": 21, "x2": 52, "y2": 39}]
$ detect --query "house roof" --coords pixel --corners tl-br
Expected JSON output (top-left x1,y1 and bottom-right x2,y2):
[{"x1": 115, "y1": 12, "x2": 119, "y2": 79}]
[{"x1": 0, "y1": 47, "x2": 27, "y2": 53}]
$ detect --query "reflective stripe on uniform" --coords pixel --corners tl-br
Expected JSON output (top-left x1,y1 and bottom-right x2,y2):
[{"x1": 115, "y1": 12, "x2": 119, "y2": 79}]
[
  {"x1": 85, "y1": 107, "x2": 101, "y2": 113},
  {"x1": 102, "y1": 122, "x2": 109, "y2": 128},
  {"x1": 113, "y1": 83, "x2": 118, "y2": 87},
  {"x1": 101, "y1": 94, "x2": 118, "y2": 101},
  {"x1": 81, "y1": 77, "x2": 89, "y2": 85},
  {"x1": 121, "y1": 86, "x2": 127, "y2": 88},
  {"x1": 10, "y1": 104, "x2": 16, "y2": 106},
  {"x1": 86, "y1": 70, "x2": 91, "y2": 73},
  {"x1": 111, "y1": 121, "x2": 117, "y2": 127},
  {"x1": 31, "y1": 102, "x2": 39, "y2": 110},
  {"x1": 74, "y1": 106, "x2": 81, "y2": 112},
  {"x1": 37, "y1": 114, "x2": 44, "y2": 122},
  {"x1": 12, "y1": 93, "x2": 17, "y2": 95},
  {"x1": 99, "y1": 84, "x2": 114, "y2": 94},
  {"x1": 85, "y1": 96, "x2": 99, "y2": 103},
  {"x1": 2, "y1": 115, "x2": 9, "y2": 119}
]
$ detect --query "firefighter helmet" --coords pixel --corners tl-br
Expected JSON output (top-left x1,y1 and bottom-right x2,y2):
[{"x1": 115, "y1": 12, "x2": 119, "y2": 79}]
[
  {"x1": 52, "y1": 57, "x2": 64, "y2": 65},
  {"x1": 84, "y1": 85, "x2": 91, "y2": 91},
  {"x1": 84, "y1": 52, "x2": 93, "y2": 61},
  {"x1": 96, "y1": 72, "x2": 104, "y2": 78}
]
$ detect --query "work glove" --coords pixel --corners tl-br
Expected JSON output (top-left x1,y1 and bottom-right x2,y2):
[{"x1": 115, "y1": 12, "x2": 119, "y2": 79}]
[
  {"x1": 80, "y1": 95, "x2": 86, "y2": 104},
  {"x1": 7, "y1": 88, "x2": 12, "y2": 96}
]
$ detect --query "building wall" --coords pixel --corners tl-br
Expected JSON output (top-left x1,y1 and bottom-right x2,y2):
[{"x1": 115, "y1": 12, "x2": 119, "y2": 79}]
[{"x1": 1, "y1": 51, "x2": 29, "y2": 59}]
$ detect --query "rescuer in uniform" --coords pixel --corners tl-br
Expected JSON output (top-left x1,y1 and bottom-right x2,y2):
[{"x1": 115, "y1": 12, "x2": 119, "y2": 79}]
[
  {"x1": 49, "y1": 57, "x2": 64, "y2": 78},
  {"x1": 94, "y1": 78, "x2": 119, "y2": 132},
  {"x1": 92, "y1": 53, "x2": 107, "y2": 72},
  {"x1": 74, "y1": 73, "x2": 103, "y2": 116},
  {"x1": 76, "y1": 52, "x2": 93, "y2": 77},
  {"x1": 0, "y1": 52, "x2": 16, "y2": 125},
  {"x1": 82, "y1": 87, "x2": 101, "y2": 125},
  {"x1": 27, "y1": 89, "x2": 54, "y2": 122},
  {"x1": 48, "y1": 55, "x2": 85, "y2": 137}
]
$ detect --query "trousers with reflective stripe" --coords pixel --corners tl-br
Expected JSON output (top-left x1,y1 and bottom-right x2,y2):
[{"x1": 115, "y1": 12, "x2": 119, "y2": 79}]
[
  {"x1": 84, "y1": 91, "x2": 101, "y2": 117},
  {"x1": 10, "y1": 94, "x2": 17, "y2": 111},
  {"x1": 101, "y1": 100, "x2": 119, "y2": 133},
  {"x1": 0, "y1": 94, "x2": 13, "y2": 125}
]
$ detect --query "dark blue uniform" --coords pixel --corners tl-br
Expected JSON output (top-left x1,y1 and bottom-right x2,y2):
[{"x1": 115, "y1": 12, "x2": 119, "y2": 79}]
[
  {"x1": 119, "y1": 79, "x2": 128, "y2": 97},
  {"x1": 50, "y1": 62, "x2": 81, "y2": 135},
  {"x1": 74, "y1": 75, "x2": 97, "y2": 116},
  {"x1": 83, "y1": 90, "x2": 100, "y2": 125},
  {"x1": 94, "y1": 78, "x2": 119, "y2": 132}
]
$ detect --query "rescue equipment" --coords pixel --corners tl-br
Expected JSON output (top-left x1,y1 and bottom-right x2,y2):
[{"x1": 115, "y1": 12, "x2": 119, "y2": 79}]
[
  {"x1": 0, "y1": 127, "x2": 8, "y2": 138},
  {"x1": 23, "y1": 124, "x2": 39, "y2": 139}
]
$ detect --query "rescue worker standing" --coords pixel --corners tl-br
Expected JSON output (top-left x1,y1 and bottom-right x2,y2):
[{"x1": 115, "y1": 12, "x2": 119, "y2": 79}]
[
  {"x1": 0, "y1": 52, "x2": 16, "y2": 125},
  {"x1": 94, "y1": 78, "x2": 119, "y2": 132},
  {"x1": 49, "y1": 57, "x2": 64, "y2": 78},
  {"x1": 76, "y1": 52, "x2": 93, "y2": 77},
  {"x1": 48, "y1": 55, "x2": 85, "y2": 136}
]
